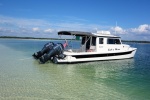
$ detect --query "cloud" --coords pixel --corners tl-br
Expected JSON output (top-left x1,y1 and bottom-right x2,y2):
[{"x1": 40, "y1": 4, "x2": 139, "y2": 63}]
[
  {"x1": 0, "y1": 15, "x2": 110, "y2": 36},
  {"x1": 32, "y1": 27, "x2": 40, "y2": 32},
  {"x1": 130, "y1": 24, "x2": 150, "y2": 34},
  {"x1": 109, "y1": 24, "x2": 150, "y2": 40},
  {"x1": 0, "y1": 15, "x2": 51, "y2": 28},
  {"x1": 110, "y1": 26, "x2": 126, "y2": 34},
  {"x1": 0, "y1": 15, "x2": 150, "y2": 40},
  {"x1": 54, "y1": 22, "x2": 109, "y2": 32},
  {"x1": 0, "y1": 15, "x2": 54, "y2": 37},
  {"x1": 110, "y1": 24, "x2": 150, "y2": 35},
  {"x1": 44, "y1": 28, "x2": 53, "y2": 33}
]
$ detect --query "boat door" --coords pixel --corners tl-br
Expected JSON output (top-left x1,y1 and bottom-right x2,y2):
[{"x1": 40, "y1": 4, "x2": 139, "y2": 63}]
[{"x1": 85, "y1": 36, "x2": 96, "y2": 52}]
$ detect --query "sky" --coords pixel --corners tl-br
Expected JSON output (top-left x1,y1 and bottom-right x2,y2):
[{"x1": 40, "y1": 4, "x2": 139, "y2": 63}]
[{"x1": 0, "y1": 0, "x2": 150, "y2": 40}]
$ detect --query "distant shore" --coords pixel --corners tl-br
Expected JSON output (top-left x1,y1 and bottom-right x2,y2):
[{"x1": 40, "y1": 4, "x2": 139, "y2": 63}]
[
  {"x1": 0, "y1": 36, "x2": 150, "y2": 43},
  {"x1": 0, "y1": 36, "x2": 58, "y2": 40},
  {"x1": 122, "y1": 40, "x2": 150, "y2": 43}
]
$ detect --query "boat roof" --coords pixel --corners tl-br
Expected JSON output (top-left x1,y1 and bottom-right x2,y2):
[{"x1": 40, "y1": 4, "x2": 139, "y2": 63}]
[
  {"x1": 58, "y1": 31, "x2": 120, "y2": 38},
  {"x1": 58, "y1": 31, "x2": 94, "y2": 36}
]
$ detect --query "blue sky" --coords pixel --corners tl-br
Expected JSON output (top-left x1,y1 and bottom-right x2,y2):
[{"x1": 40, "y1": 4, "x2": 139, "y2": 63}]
[{"x1": 0, "y1": 0, "x2": 150, "y2": 40}]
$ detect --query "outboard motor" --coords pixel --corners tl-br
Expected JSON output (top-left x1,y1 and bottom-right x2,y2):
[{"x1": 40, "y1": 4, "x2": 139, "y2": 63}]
[
  {"x1": 39, "y1": 43, "x2": 64, "y2": 64},
  {"x1": 32, "y1": 42, "x2": 54, "y2": 59}
]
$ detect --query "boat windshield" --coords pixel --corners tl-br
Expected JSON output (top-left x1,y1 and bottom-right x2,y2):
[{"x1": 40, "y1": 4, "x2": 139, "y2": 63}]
[{"x1": 107, "y1": 38, "x2": 121, "y2": 44}]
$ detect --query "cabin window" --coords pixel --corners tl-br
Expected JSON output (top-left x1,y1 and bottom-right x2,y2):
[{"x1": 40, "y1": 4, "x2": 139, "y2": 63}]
[
  {"x1": 99, "y1": 38, "x2": 103, "y2": 44},
  {"x1": 86, "y1": 37, "x2": 90, "y2": 49},
  {"x1": 107, "y1": 38, "x2": 121, "y2": 44},
  {"x1": 92, "y1": 37, "x2": 96, "y2": 46},
  {"x1": 81, "y1": 37, "x2": 86, "y2": 45},
  {"x1": 115, "y1": 39, "x2": 121, "y2": 44}
]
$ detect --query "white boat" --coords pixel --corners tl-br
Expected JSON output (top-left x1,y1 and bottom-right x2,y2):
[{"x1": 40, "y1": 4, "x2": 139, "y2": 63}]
[{"x1": 53, "y1": 31, "x2": 137, "y2": 63}]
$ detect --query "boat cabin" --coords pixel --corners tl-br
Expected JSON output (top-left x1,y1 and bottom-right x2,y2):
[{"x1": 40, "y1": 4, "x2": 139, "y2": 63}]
[
  {"x1": 58, "y1": 31, "x2": 123, "y2": 53},
  {"x1": 33, "y1": 30, "x2": 136, "y2": 64}
]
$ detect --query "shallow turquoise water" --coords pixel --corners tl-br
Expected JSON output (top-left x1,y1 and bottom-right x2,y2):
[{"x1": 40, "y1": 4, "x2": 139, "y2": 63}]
[{"x1": 0, "y1": 39, "x2": 150, "y2": 100}]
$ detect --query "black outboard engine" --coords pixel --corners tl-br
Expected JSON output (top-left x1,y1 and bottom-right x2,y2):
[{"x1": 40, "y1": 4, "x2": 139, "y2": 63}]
[
  {"x1": 32, "y1": 42, "x2": 54, "y2": 59},
  {"x1": 39, "y1": 43, "x2": 64, "y2": 64}
]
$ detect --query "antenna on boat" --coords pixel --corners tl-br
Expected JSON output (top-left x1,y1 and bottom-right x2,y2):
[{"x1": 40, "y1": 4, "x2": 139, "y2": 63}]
[
  {"x1": 94, "y1": 28, "x2": 98, "y2": 33},
  {"x1": 115, "y1": 21, "x2": 117, "y2": 35}
]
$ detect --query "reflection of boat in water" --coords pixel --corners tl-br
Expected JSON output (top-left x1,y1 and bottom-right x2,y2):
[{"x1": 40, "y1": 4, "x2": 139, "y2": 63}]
[{"x1": 33, "y1": 31, "x2": 137, "y2": 64}]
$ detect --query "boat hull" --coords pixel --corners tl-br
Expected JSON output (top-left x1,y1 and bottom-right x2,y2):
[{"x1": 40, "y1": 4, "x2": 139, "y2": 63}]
[{"x1": 56, "y1": 48, "x2": 137, "y2": 63}]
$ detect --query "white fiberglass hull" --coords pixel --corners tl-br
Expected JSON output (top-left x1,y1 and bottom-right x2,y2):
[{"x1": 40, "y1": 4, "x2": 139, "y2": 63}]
[{"x1": 56, "y1": 48, "x2": 137, "y2": 63}]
